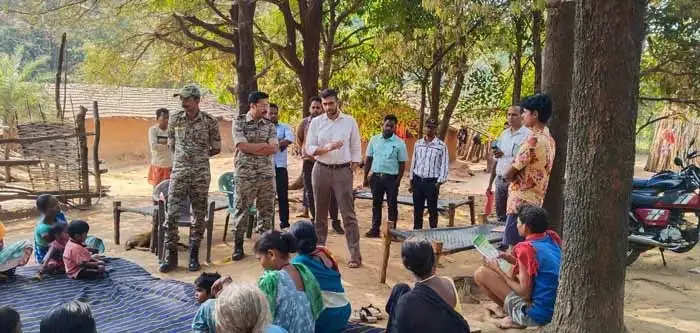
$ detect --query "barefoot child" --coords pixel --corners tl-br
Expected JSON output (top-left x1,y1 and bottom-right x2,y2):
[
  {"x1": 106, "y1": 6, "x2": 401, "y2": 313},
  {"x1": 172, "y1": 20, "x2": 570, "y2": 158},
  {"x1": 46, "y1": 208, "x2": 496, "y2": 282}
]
[
  {"x1": 474, "y1": 204, "x2": 561, "y2": 329},
  {"x1": 192, "y1": 272, "x2": 222, "y2": 333},
  {"x1": 34, "y1": 194, "x2": 68, "y2": 264},
  {"x1": 39, "y1": 223, "x2": 70, "y2": 276},
  {"x1": 63, "y1": 220, "x2": 106, "y2": 280}
]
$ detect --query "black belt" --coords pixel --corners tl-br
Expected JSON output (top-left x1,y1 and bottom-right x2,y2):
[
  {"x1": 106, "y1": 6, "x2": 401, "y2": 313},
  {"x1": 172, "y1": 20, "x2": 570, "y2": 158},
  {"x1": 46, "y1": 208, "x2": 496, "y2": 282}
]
[
  {"x1": 413, "y1": 175, "x2": 437, "y2": 183},
  {"x1": 373, "y1": 172, "x2": 398, "y2": 177},
  {"x1": 317, "y1": 161, "x2": 350, "y2": 169}
]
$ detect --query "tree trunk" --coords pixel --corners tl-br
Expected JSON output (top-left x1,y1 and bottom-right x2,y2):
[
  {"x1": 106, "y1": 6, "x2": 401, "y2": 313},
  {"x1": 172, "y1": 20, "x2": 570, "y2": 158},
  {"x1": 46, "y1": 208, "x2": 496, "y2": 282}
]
[
  {"x1": 419, "y1": 79, "x2": 427, "y2": 138},
  {"x1": 300, "y1": 0, "x2": 322, "y2": 117},
  {"x1": 541, "y1": 1, "x2": 575, "y2": 235},
  {"x1": 429, "y1": 64, "x2": 442, "y2": 121},
  {"x1": 438, "y1": 70, "x2": 466, "y2": 140},
  {"x1": 532, "y1": 9, "x2": 543, "y2": 93},
  {"x1": 547, "y1": 0, "x2": 645, "y2": 332},
  {"x1": 512, "y1": 15, "x2": 525, "y2": 105},
  {"x1": 235, "y1": 2, "x2": 258, "y2": 116}
]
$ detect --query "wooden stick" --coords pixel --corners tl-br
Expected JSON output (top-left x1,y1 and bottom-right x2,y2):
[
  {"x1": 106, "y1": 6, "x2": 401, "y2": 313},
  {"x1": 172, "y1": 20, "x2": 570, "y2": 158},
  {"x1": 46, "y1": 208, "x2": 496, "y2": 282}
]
[
  {"x1": 0, "y1": 159, "x2": 41, "y2": 167},
  {"x1": 379, "y1": 219, "x2": 392, "y2": 284},
  {"x1": 433, "y1": 241, "x2": 444, "y2": 267},
  {"x1": 0, "y1": 133, "x2": 95, "y2": 144},
  {"x1": 206, "y1": 201, "x2": 215, "y2": 263},
  {"x1": 448, "y1": 203, "x2": 456, "y2": 227},
  {"x1": 468, "y1": 195, "x2": 476, "y2": 225},
  {"x1": 113, "y1": 201, "x2": 121, "y2": 245},
  {"x1": 76, "y1": 106, "x2": 90, "y2": 206},
  {"x1": 92, "y1": 101, "x2": 102, "y2": 197}
]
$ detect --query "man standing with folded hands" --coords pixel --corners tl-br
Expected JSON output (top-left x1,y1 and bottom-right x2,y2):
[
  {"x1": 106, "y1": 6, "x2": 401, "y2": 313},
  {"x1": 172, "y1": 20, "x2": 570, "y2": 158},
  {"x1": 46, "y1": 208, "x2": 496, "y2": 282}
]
[{"x1": 363, "y1": 114, "x2": 407, "y2": 237}]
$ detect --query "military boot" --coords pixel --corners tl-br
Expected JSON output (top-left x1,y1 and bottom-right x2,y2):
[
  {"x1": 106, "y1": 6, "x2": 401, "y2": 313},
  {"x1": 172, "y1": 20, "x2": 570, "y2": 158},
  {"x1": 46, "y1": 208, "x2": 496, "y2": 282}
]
[
  {"x1": 159, "y1": 248, "x2": 178, "y2": 273},
  {"x1": 232, "y1": 237, "x2": 245, "y2": 261},
  {"x1": 188, "y1": 241, "x2": 201, "y2": 272}
]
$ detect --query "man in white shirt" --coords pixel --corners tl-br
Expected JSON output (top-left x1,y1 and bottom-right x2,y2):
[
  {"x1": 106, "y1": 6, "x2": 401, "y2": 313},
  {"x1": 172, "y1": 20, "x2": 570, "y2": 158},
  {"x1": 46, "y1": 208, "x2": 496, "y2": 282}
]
[
  {"x1": 147, "y1": 108, "x2": 172, "y2": 188},
  {"x1": 305, "y1": 88, "x2": 363, "y2": 268},
  {"x1": 409, "y1": 118, "x2": 449, "y2": 229},
  {"x1": 486, "y1": 106, "x2": 530, "y2": 223}
]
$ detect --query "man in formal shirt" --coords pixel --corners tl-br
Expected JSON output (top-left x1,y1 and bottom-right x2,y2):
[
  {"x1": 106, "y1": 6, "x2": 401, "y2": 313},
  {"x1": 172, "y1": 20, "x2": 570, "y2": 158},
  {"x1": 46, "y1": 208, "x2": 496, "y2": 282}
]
[
  {"x1": 297, "y1": 96, "x2": 343, "y2": 233},
  {"x1": 409, "y1": 118, "x2": 449, "y2": 229},
  {"x1": 486, "y1": 106, "x2": 530, "y2": 223},
  {"x1": 363, "y1": 114, "x2": 408, "y2": 237},
  {"x1": 305, "y1": 88, "x2": 363, "y2": 268},
  {"x1": 267, "y1": 103, "x2": 294, "y2": 229}
]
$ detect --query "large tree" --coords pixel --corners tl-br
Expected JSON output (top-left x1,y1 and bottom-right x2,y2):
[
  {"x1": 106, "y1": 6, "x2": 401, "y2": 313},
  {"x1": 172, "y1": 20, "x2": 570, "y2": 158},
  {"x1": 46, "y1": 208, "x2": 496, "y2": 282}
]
[
  {"x1": 548, "y1": 1, "x2": 645, "y2": 332},
  {"x1": 541, "y1": 0, "x2": 574, "y2": 234}
]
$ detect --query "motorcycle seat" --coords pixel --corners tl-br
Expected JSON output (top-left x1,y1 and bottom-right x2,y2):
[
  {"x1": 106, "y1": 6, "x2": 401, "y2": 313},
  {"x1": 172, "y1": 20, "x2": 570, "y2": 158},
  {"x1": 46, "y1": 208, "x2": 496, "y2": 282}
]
[
  {"x1": 630, "y1": 192, "x2": 661, "y2": 207},
  {"x1": 632, "y1": 177, "x2": 682, "y2": 190}
]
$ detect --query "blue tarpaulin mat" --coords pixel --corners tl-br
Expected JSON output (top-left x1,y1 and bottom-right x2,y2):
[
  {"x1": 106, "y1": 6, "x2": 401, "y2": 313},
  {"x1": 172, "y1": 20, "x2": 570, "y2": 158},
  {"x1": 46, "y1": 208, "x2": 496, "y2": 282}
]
[{"x1": 0, "y1": 258, "x2": 385, "y2": 333}]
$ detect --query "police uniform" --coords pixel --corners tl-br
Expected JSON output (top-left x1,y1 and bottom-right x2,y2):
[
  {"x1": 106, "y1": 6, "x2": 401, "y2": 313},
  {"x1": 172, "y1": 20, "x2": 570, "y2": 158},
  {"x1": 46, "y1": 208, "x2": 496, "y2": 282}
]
[
  {"x1": 162, "y1": 84, "x2": 221, "y2": 272},
  {"x1": 232, "y1": 112, "x2": 277, "y2": 243}
]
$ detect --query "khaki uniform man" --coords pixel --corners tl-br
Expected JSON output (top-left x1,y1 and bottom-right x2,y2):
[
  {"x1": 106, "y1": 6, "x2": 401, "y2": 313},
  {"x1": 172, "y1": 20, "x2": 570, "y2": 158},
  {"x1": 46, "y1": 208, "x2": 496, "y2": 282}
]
[
  {"x1": 231, "y1": 91, "x2": 277, "y2": 260},
  {"x1": 160, "y1": 84, "x2": 221, "y2": 273}
]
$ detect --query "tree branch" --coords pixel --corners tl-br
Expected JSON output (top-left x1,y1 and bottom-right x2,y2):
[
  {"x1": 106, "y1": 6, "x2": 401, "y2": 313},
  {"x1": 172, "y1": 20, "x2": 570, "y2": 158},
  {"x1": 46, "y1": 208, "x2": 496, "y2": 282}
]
[
  {"x1": 172, "y1": 14, "x2": 237, "y2": 53},
  {"x1": 636, "y1": 112, "x2": 685, "y2": 134},
  {"x1": 332, "y1": 36, "x2": 374, "y2": 53},
  {"x1": 639, "y1": 96, "x2": 700, "y2": 105},
  {"x1": 5, "y1": 0, "x2": 90, "y2": 15},
  {"x1": 176, "y1": 13, "x2": 238, "y2": 41},
  {"x1": 205, "y1": 0, "x2": 233, "y2": 23},
  {"x1": 334, "y1": 26, "x2": 371, "y2": 49}
]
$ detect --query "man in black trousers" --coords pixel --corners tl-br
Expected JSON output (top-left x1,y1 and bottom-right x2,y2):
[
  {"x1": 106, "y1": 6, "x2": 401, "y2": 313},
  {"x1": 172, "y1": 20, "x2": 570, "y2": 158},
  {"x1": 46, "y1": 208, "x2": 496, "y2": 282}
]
[
  {"x1": 363, "y1": 115, "x2": 408, "y2": 237},
  {"x1": 409, "y1": 119, "x2": 449, "y2": 229}
]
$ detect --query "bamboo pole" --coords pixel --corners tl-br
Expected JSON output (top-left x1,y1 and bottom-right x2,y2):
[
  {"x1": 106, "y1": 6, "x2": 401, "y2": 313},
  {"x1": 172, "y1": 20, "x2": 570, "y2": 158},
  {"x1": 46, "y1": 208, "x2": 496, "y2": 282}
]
[
  {"x1": 92, "y1": 101, "x2": 102, "y2": 197},
  {"x1": 76, "y1": 106, "x2": 90, "y2": 206}
]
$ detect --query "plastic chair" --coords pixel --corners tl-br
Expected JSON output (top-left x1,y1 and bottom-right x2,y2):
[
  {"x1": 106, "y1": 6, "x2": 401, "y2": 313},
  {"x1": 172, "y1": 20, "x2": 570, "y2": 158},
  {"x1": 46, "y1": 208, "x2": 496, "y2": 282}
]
[{"x1": 218, "y1": 172, "x2": 255, "y2": 241}]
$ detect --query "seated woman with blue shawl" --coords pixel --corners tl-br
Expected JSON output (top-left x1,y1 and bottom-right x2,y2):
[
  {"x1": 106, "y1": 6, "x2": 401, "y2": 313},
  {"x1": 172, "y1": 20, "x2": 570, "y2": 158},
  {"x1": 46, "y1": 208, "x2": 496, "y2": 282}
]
[
  {"x1": 290, "y1": 221, "x2": 351, "y2": 333},
  {"x1": 254, "y1": 230, "x2": 324, "y2": 333}
]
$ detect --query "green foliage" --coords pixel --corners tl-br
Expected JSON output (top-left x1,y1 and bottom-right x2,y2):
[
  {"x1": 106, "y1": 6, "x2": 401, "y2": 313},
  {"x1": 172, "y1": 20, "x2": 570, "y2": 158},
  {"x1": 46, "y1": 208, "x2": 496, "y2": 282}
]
[{"x1": 0, "y1": 47, "x2": 50, "y2": 125}]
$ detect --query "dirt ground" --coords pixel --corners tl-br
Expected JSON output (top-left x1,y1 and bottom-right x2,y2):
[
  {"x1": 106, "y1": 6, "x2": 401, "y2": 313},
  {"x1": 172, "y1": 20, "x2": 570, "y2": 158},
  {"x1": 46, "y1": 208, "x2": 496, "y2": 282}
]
[{"x1": 3, "y1": 154, "x2": 699, "y2": 332}]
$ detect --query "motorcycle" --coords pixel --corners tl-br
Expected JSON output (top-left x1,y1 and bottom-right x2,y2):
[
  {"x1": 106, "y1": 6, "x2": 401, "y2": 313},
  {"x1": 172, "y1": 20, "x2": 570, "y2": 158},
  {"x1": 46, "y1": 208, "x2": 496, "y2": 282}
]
[{"x1": 626, "y1": 139, "x2": 700, "y2": 266}]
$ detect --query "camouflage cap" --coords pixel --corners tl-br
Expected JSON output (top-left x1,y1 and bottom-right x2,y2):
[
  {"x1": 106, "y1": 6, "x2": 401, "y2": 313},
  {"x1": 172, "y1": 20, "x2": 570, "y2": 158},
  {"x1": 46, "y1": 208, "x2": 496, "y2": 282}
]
[
  {"x1": 173, "y1": 84, "x2": 202, "y2": 98},
  {"x1": 425, "y1": 118, "x2": 438, "y2": 127}
]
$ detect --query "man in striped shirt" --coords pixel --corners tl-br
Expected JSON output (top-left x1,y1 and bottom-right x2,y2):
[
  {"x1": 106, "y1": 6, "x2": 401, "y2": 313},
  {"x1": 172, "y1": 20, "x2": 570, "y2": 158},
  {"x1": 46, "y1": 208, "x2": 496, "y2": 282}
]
[{"x1": 409, "y1": 118, "x2": 449, "y2": 229}]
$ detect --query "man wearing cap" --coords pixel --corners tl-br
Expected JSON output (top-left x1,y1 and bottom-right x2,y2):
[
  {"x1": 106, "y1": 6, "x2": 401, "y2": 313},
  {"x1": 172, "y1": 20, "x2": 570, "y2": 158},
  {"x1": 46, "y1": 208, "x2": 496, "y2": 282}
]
[
  {"x1": 231, "y1": 91, "x2": 277, "y2": 261},
  {"x1": 161, "y1": 84, "x2": 222, "y2": 273},
  {"x1": 409, "y1": 118, "x2": 449, "y2": 229}
]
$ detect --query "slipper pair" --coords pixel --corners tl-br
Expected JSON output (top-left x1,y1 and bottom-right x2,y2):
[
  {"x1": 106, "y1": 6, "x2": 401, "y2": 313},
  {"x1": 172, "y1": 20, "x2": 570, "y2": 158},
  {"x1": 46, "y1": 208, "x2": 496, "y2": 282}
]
[{"x1": 351, "y1": 304, "x2": 383, "y2": 323}]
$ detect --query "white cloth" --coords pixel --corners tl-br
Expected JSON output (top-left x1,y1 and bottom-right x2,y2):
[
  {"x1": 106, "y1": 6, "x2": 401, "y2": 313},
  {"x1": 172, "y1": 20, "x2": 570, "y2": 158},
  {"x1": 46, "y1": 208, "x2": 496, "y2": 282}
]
[
  {"x1": 494, "y1": 126, "x2": 530, "y2": 176},
  {"x1": 148, "y1": 125, "x2": 172, "y2": 167},
  {"x1": 305, "y1": 112, "x2": 362, "y2": 164},
  {"x1": 409, "y1": 137, "x2": 449, "y2": 183}
]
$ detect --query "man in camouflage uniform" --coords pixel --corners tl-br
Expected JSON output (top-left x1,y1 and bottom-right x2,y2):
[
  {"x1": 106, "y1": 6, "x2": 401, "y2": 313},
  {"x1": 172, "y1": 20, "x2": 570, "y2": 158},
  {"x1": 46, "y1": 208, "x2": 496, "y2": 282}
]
[
  {"x1": 231, "y1": 91, "x2": 277, "y2": 260},
  {"x1": 160, "y1": 84, "x2": 221, "y2": 273}
]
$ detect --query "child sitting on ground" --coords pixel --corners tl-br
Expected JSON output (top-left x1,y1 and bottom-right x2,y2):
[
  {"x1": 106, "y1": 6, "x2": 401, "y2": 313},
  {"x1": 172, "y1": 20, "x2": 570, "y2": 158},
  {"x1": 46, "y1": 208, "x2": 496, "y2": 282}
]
[
  {"x1": 63, "y1": 220, "x2": 106, "y2": 280},
  {"x1": 34, "y1": 194, "x2": 68, "y2": 264},
  {"x1": 474, "y1": 204, "x2": 561, "y2": 329},
  {"x1": 38, "y1": 223, "x2": 70, "y2": 276},
  {"x1": 192, "y1": 272, "x2": 222, "y2": 333}
]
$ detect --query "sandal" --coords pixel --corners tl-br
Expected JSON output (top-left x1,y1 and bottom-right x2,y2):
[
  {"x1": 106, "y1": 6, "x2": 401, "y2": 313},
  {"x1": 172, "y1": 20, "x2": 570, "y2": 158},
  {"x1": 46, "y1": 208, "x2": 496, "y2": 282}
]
[
  {"x1": 364, "y1": 304, "x2": 384, "y2": 320},
  {"x1": 350, "y1": 309, "x2": 377, "y2": 323},
  {"x1": 347, "y1": 261, "x2": 362, "y2": 269}
]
